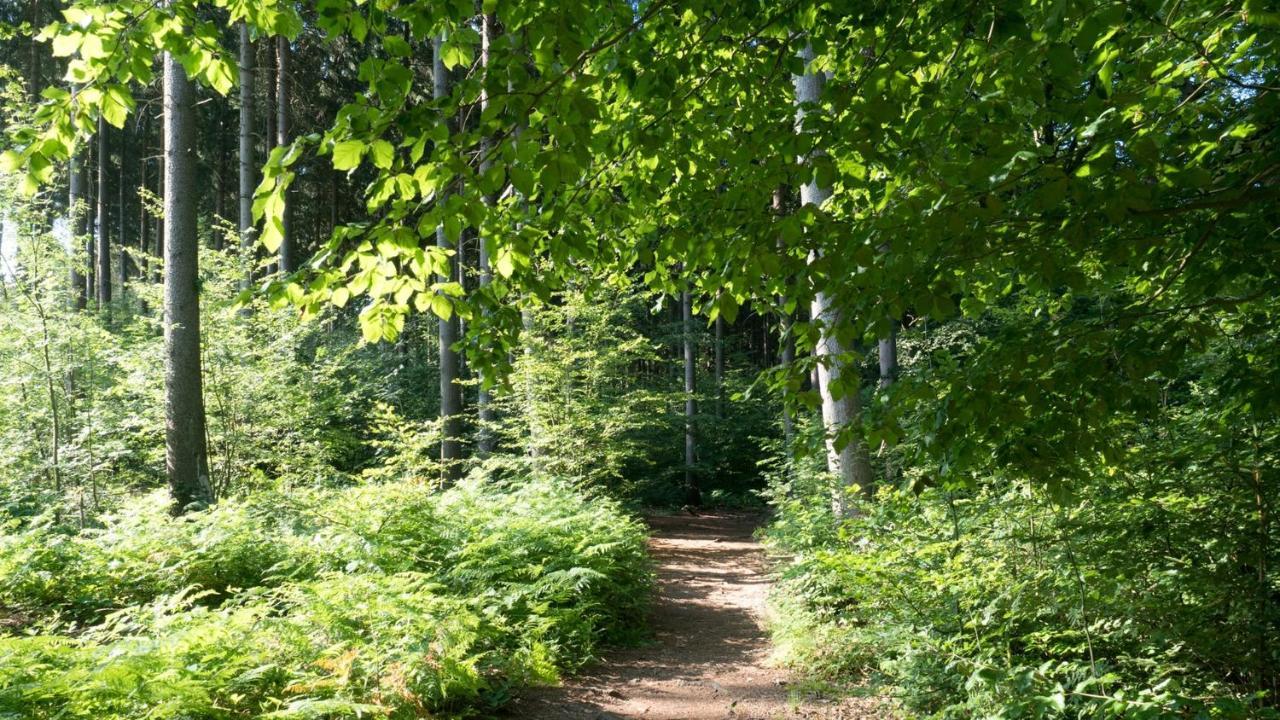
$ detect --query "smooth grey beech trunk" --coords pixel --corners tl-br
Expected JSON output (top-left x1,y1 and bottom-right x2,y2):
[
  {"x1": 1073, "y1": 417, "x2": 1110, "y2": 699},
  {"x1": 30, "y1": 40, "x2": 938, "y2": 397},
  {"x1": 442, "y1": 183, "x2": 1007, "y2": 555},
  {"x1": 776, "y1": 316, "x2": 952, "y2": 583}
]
[
  {"x1": 275, "y1": 35, "x2": 293, "y2": 273},
  {"x1": 793, "y1": 43, "x2": 872, "y2": 515},
  {"x1": 95, "y1": 115, "x2": 110, "y2": 308},
  {"x1": 434, "y1": 34, "x2": 463, "y2": 484},
  {"x1": 475, "y1": 13, "x2": 496, "y2": 455},
  {"x1": 163, "y1": 43, "x2": 214, "y2": 513},
  {"x1": 682, "y1": 288, "x2": 698, "y2": 502},
  {"x1": 238, "y1": 23, "x2": 255, "y2": 290}
]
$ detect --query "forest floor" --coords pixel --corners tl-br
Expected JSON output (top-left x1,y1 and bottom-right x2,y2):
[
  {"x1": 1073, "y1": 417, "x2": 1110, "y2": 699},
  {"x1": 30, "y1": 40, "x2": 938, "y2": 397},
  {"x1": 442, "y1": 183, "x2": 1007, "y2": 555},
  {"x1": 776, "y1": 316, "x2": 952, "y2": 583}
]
[{"x1": 503, "y1": 511, "x2": 887, "y2": 720}]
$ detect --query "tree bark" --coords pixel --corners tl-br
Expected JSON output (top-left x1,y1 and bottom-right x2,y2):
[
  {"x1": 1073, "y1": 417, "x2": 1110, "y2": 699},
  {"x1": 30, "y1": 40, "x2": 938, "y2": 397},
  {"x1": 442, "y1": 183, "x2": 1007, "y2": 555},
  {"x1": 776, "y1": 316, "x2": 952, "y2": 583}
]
[
  {"x1": 238, "y1": 23, "x2": 256, "y2": 290},
  {"x1": 683, "y1": 288, "x2": 699, "y2": 504},
  {"x1": 69, "y1": 108, "x2": 88, "y2": 310},
  {"x1": 26, "y1": 0, "x2": 42, "y2": 102},
  {"x1": 163, "y1": 39, "x2": 214, "y2": 513},
  {"x1": 774, "y1": 188, "x2": 795, "y2": 447},
  {"x1": 152, "y1": 121, "x2": 164, "y2": 284},
  {"x1": 85, "y1": 129, "x2": 96, "y2": 301},
  {"x1": 878, "y1": 320, "x2": 897, "y2": 481},
  {"x1": 714, "y1": 314, "x2": 724, "y2": 419},
  {"x1": 434, "y1": 34, "x2": 463, "y2": 484},
  {"x1": 212, "y1": 101, "x2": 226, "y2": 246},
  {"x1": 118, "y1": 122, "x2": 130, "y2": 284},
  {"x1": 793, "y1": 43, "x2": 872, "y2": 514},
  {"x1": 475, "y1": 11, "x2": 496, "y2": 455},
  {"x1": 275, "y1": 35, "x2": 294, "y2": 273},
  {"x1": 95, "y1": 115, "x2": 111, "y2": 308},
  {"x1": 139, "y1": 110, "x2": 150, "y2": 281}
]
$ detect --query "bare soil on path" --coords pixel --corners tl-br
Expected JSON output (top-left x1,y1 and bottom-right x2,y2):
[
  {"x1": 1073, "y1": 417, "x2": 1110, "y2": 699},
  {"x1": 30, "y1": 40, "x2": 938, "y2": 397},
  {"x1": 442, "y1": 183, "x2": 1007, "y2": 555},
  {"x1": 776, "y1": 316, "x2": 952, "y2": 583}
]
[{"x1": 503, "y1": 512, "x2": 884, "y2": 720}]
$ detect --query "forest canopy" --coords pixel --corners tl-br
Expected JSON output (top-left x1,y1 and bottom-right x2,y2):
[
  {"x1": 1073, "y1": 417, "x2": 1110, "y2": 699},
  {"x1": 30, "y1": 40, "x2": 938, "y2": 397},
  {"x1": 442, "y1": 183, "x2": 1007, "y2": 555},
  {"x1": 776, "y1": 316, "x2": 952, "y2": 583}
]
[{"x1": 0, "y1": 0, "x2": 1277, "y2": 717}]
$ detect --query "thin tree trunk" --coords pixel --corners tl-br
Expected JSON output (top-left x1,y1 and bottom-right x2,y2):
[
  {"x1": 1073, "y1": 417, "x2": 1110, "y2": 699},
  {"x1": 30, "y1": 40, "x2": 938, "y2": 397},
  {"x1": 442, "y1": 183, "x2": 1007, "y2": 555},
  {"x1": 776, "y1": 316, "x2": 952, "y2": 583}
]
[
  {"x1": 275, "y1": 35, "x2": 293, "y2": 273},
  {"x1": 118, "y1": 123, "x2": 130, "y2": 286},
  {"x1": 95, "y1": 115, "x2": 111, "y2": 308},
  {"x1": 878, "y1": 320, "x2": 897, "y2": 481},
  {"x1": 238, "y1": 23, "x2": 256, "y2": 290},
  {"x1": 212, "y1": 104, "x2": 226, "y2": 247},
  {"x1": 26, "y1": 0, "x2": 42, "y2": 102},
  {"x1": 683, "y1": 288, "x2": 699, "y2": 504},
  {"x1": 152, "y1": 125, "x2": 164, "y2": 285},
  {"x1": 434, "y1": 34, "x2": 463, "y2": 484},
  {"x1": 139, "y1": 111, "x2": 150, "y2": 281},
  {"x1": 263, "y1": 39, "x2": 276, "y2": 274},
  {"x1": 714, "y1": 314, "x2": 724, "y2": 419},
  {"x1": 794, "y1": 43, "x2": 872, "y2": 514},
  {"x1": 774, "y1": 188, "x2": 795, "y2": 447},
  {"x1": 475, "y1": 10, "x2": 496, "y2": 455},
  {"x1": 85, "y1": 134, "x2": 96, "y2": 302},
  {"x1": 163, "y1": 37, "x2": 214, "y2": 513},
  {"x1": 69, "y1": 107, "x2": 88, "y2": 309}
]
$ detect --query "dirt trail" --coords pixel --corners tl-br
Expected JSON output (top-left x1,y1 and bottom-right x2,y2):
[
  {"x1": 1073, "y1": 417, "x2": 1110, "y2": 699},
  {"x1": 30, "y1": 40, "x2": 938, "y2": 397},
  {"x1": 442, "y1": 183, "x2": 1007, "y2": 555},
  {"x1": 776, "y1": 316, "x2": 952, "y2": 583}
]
[{"x1": 504, "y1": 512, "x2": 883, "y2": 720}]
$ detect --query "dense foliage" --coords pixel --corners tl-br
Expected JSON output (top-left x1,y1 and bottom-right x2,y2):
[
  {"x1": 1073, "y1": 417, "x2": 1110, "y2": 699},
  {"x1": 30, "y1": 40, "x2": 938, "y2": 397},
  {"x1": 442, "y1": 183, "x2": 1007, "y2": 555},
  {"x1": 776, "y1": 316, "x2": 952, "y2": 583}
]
[
  {"x1": 764, "y1": 302, "x2": 1279, "y2": 718},
  {"x1": 1, "y1": 0, "x2": 1277, "y2": 717},
  {"x1": 1, "y1": 476, "x2": 651, "y2": 718}
]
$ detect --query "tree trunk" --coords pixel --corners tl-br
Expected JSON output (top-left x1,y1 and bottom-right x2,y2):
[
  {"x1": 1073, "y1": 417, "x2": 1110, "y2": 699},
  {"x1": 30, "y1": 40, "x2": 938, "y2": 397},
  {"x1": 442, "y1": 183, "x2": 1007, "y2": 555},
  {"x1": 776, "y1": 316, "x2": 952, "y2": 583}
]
[
  {"x1": 434, "y1": 34, "x2": 463, "y2": 484},
  {"x1": 85, "y1": 131, "x2": 96, "y2": 302},
  {"x1": 26, "y1": 0, "x2": 42, "y2": 102},
  {"x1": 213, "y1": 102, "x2": 226, "y2": 245},
  {"x1": 152, "y1": 123, "x2": 164, "y2": 285},
  {"x1": 238, "y1": 23, "x2": 256, "y2": 290},
  {"x1": 275, "y1": 35, "x2": 294, "y2": 273},
  {"x1": 774, "y1": 188, "x2": 795, "y2": 446},
  {"x1": 878, "y1": 320, "x2": 897, "y2": 481},
  {"x1": 263, "y1": 39, "x2": 276, "y2": 272},
  {"x1": 683, "y1": 288, "x2": 699, "y2": 504},
  {"x1": 118, "y1": 122, "x2": 130, "y2": 284},
  {"x1": 794, "y1": 43, "x2": 872, "y2": 514},
  {"x1": 163, "y1": 38, "x2": 214, "y2": 513},
  {"x1": 69, "y1": 111, "x2": 88, "y2": 310},
  {"x1": 95, "y1": 115, "x2": 111, "y2": 308},
  {"x1": 714, "y1": 314, "x2": 724, "y2": 419},
  {"x1": 139, "y1": 111, "x2": 150, "y2": 281},
  {"x1": 475, "y1": 11, "x2": 496, "y2": 455}
]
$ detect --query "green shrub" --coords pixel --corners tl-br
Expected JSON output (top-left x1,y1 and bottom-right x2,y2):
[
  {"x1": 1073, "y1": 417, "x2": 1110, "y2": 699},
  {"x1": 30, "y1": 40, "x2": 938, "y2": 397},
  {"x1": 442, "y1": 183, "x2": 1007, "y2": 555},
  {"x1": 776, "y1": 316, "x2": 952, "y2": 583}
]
[
  {"x1": 0, "y1": 476, "x2": 651, "y2": 718},
  {"x1": 764, "y1": 468, "x2": 1280, "y2": 719}
]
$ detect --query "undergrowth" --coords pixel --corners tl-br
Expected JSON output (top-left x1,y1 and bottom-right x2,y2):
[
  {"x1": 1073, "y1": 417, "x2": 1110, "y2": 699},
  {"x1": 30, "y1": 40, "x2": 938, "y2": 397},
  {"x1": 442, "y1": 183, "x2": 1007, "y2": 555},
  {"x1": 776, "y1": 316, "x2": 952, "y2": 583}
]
[
  {"x1": 0, "y1": 476, "x2": 652, "y2": 718},
  {"x1": 762, "y1": 460, "x2": 1280, "y2": 719}
]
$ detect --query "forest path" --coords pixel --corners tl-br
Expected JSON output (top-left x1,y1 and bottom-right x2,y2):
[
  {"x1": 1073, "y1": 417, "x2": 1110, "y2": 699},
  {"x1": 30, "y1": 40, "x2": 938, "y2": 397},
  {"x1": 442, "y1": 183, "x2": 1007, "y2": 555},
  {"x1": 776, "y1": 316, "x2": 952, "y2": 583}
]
[{"x1": 503, "y1": 512, "x2": 884, "y2": 720}]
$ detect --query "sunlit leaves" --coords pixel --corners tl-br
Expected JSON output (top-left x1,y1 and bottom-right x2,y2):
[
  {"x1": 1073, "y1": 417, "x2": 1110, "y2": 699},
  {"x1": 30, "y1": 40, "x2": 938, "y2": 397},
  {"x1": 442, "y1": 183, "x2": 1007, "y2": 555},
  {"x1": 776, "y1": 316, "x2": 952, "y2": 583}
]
[{"x1": 332, "y1": 140, "x2": 364, "y2": 172}]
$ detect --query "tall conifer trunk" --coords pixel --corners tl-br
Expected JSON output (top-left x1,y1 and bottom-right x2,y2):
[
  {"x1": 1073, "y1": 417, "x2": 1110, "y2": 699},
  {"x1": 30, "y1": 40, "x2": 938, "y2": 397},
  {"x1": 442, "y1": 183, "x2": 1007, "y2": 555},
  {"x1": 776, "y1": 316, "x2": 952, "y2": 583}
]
[
  {"x1": 95, "y1": 115, "x2": 111, "y2": 308},
  {"x1": 69, "y1": 102, "x2": 88, "y2": 310},
  {"x1": 434, "y1": 34, "x2": 463, "y2": 484},
  {"x1": 475, "y1": 10, "x2": 496, "y2": 455},
  {"x1": 238, "y1": 24, "x2": 255, "y2": 290},
  {"x1": 683, "y1": 288, "x2": 699, "y2": 504},
  {"x1": 275, "y1": 35, "x2": 293, "y2": 273},
  {"x1": 163, "y1": 35, "x2": 214, "y2": 513}
]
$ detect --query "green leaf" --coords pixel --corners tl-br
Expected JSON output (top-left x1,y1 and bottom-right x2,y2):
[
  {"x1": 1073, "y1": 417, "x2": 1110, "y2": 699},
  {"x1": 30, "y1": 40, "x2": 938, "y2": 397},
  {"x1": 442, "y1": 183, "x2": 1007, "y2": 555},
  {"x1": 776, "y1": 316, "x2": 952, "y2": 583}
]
[
  {"x1": 370, "y1": 140, "x2": 394, "y2": 170},
  {"x1": 332, "y1": 140, "x2": 365, "y2": 171},
  {"x1": 0, "y1": 151, "x2": 20, "y2": 174},
  {"x1": 101, "y1": 86, "x2": 133, "y2": 129}
]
